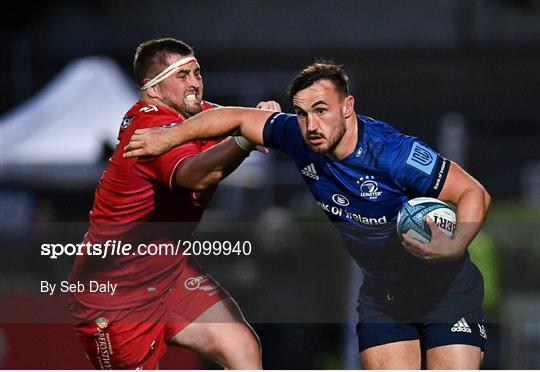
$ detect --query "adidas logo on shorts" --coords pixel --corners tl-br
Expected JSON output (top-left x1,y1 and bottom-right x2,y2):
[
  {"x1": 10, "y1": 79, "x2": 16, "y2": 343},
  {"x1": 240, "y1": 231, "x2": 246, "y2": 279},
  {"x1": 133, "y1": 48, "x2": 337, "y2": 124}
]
[{"x1": 451, "y1": 317, "x2": 472, "y2": 333}]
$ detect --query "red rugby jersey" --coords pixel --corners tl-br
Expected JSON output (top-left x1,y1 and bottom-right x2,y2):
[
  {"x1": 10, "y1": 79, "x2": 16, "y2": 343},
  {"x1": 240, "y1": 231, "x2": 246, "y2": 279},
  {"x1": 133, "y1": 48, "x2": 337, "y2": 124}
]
[{"x1": 70, "y1": 101, "x2": 221, "y2": 310}]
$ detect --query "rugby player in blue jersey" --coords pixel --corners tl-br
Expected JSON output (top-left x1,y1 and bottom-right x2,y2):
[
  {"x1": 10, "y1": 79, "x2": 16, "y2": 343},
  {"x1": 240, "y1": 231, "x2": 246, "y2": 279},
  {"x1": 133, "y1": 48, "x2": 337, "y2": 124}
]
[{"x1": 124, "y1": 63, "x2": 491, "y2": 369}]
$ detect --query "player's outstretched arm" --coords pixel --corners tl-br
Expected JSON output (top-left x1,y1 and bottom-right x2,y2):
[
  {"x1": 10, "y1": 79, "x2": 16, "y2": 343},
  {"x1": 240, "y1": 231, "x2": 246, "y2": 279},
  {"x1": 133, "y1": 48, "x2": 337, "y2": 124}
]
[
  {"x1": 173, "y1": 101, "x2": 280, "y2": 190},
  {"x1": 123, "y1": 107, "x2": 277, "y2": 158},
  {"x1": 403, "y1": 161, "x2": 491, "y2": 262}
]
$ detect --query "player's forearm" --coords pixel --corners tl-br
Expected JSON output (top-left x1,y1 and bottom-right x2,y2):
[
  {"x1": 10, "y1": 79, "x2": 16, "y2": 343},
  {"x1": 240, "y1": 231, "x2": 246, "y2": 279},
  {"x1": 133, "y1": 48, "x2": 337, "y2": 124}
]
[
  {"x1": 452, "y1": 186, "x2": 491, "y2": 257},
  {"x1": 173, "y1": 107, "x2": 270, "y2": 146},
  {"x1": 122, "y1": 107, "x2": 275, "y2": 158},
  {"x1": 176, "y1": 137, "x2": 250, "y2": 190},
  {"x1": 123, "y1": 107, "x2": 275, "y2": 159}
]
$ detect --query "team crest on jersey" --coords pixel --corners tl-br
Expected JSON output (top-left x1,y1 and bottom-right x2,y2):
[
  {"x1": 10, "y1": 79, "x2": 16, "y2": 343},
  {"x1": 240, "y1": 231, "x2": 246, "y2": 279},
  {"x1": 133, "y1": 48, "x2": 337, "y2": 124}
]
[
  {"x1": 95, "y1": 317, "x2": 109, "y2": 330},
  {"x1": 120, "y1": 115, "x2": 133, "y2": 129},
  {"x1": 357, "y1": 175, "x2": 383, "y2": 200}
]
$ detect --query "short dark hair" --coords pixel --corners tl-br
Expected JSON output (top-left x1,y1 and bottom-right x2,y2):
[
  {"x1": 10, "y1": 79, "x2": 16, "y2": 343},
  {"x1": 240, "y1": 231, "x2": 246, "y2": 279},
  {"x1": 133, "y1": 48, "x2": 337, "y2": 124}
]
[
  {"x1": 133, "y1": 38, "x2": 194, "y2": 87},
  {"x1": 288, "y1": 61, "x2": 349, "y2": 99}
]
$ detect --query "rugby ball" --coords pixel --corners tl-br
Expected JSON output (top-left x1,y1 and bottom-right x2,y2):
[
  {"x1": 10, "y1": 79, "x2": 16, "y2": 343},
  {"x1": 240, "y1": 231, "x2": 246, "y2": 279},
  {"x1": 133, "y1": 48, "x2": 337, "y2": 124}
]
[{"x1": 397, "y1": 197, "x2": 456, "y2": 244}]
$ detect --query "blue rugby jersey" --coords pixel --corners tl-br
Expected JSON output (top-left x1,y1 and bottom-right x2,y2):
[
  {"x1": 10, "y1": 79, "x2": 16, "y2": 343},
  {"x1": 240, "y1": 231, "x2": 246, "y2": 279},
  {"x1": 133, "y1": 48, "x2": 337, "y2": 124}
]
[{"x1": 263, "y1": 113, "x2": 478, "y2": 294}]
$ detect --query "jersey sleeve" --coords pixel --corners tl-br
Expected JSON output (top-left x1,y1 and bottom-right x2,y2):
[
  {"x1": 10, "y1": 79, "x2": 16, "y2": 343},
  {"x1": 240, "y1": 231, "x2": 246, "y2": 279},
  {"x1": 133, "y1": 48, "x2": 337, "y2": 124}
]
[
  {"x1": 136, "y1": 142, "x2": 203, "y2": 190},
  {"x1": 388, "y1": 135, "x2": 450, "y2": 197},
  {"x1": 130, "y1": 110, "x2": 203, "y2": 190},
  {"x1": 131, "y1": 103, "x2": 227, "y2": 190},
  {"x1": 262, "y1": 113, "x2": 304, "y2": 155}
]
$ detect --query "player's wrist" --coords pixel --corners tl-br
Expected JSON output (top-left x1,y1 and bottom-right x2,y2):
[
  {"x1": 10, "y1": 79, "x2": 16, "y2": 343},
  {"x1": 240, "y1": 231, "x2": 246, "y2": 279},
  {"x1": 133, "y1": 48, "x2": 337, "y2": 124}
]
[
  {"x1": 451, "y1": 240, "x2": 467, "y2": 260},
  {"x1": 233, "y1": 136, "x2": 256, "y2": 152}
]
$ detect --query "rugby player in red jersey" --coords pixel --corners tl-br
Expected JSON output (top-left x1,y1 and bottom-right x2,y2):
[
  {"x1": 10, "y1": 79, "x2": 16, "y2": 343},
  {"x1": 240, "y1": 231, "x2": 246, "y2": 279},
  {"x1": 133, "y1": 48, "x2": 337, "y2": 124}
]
[{"x1": 68, "y1": 38, "x2": 279, "y2": 369}]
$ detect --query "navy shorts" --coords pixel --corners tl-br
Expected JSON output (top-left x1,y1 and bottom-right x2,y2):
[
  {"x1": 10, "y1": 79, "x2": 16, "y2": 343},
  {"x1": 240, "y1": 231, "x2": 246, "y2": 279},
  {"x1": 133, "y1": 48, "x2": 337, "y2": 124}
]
[
  {"x1": 356, "y1": 264, "x2": 487, "y2": 352},
  {"x1": 356, "y1": 318, "x2": 488, "y2": 352}
]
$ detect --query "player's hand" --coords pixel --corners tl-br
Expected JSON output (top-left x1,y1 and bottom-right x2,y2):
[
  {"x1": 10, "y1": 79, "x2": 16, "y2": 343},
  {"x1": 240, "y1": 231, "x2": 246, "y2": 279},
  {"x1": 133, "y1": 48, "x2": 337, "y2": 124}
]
[
  {"x1": 123, "y1": 127, "x2": 175, "y2": 158},
  {"x1": 401, "y1": 216, "x2": 461, "y2": 262},
  {"x1": 256, "y1": 100, "x2": 281, "y2": 111}
]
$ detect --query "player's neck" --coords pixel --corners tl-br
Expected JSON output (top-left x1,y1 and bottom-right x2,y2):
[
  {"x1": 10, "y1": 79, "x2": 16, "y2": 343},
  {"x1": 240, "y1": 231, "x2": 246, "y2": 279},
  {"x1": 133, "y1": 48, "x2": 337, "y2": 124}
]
[
  {"x1": 327, "y1": 113, "x2": 358, "y2": 161},
  {"x1": 140, "y1": 95, "x2": 176, "y2": 114}
]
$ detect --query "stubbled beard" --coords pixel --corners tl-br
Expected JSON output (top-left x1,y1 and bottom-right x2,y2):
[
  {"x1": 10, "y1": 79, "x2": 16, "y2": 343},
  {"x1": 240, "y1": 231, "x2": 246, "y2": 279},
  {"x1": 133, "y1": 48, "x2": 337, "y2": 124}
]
[
  {"x1": 307, "y1": 141, "x2": 330, "y2": 154},
  {"x1": 169, "y1": 98, "x2": 202, "y2": 118},
  {"x1": 178, "y1": 102, "x2": 202, "y2": 118},
  {"x1": 304, "y1": 125, "x2": 346, "y2": 154}
]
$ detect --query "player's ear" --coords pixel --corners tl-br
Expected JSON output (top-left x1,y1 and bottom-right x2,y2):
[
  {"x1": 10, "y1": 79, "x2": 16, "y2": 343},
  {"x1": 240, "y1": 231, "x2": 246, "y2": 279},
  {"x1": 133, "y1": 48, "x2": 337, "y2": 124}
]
[
  {"x1": 343, "y1": 95, "x2": 354, "y2": 118},
  {"x1": 142, "y1": 80, "x2": 160, "y2": 99}
]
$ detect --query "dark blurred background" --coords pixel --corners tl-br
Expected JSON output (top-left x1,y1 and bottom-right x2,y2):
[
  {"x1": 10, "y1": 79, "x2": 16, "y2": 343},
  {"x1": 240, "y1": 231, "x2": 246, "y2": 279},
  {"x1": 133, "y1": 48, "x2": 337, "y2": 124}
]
[{"x1": 0, "y1": 0, "x2": 539, "y2": 369}]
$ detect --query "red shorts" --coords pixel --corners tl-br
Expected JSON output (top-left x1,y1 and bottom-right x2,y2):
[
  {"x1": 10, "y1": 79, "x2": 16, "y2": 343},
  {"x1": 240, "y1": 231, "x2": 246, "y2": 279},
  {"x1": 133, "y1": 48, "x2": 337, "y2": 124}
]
[{"x1": 70, "y1": 260, "x2": 228, "y2": 369}]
